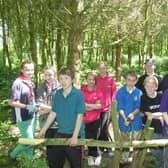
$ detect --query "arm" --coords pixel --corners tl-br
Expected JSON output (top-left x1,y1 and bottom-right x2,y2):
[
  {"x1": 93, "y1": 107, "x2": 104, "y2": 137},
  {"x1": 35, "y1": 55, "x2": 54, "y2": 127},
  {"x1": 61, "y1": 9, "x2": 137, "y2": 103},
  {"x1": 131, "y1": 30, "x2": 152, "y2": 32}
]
[
  {"x1": 145, "y1": 111, "x2": 163, "y2": 120},
  {"x1": 145, "y1": 111, "x2": 163, "y2": 125},
  {"x1": 119, "y1": 110, "x2": 130, "y2": 126},
  {"x1": 85, "y1": 100, "x2": 102, "y2": 111},
  {"x1": 128, "y1": 108, "x2": 140, "y2": 120},
  {"x1": 8, "y1": 99, "x2": 51, "y2": 114},
  {"x1": 38, "y1": 111, "x2": 56, "y2": 137},
  {"x1": 68, "y1": 113, "x2": 83, "y2": 146},
  {"x1": 8, "y1": 99, "x2": 27, "y2": 109},
  {"x1": 145, "y1": 112, "x2": 153, "y2": 120},
  {"x1": 163, "y1": 113, "x2": 168, "y2": 125},
  {"x1": 152, "y1": 112, "x2": 163, "y2": 125},
  {"x1": 38, "y1": 103, "x2": 52, "y2": 114},
  {"x1": 151, "y1": 112, "x2": 163, "y2": 119}
]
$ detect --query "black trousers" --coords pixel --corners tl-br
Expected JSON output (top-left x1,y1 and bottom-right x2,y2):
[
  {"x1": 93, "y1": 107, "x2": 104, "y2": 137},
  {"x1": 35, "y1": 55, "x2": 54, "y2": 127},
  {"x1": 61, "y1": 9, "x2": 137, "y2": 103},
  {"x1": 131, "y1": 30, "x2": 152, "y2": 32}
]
[
  {"x1": 45, "y1": 128, "x2": 57, "y2": 165},
  {"x1": 47, "y1": 133, "x2": 82, "y2": 168},
  {"x1": 98, "y1": 112, "x2": 111, "y2": 150},
  {"x1": 85, "y1": 119, "x2": 101, "y2": 157}
]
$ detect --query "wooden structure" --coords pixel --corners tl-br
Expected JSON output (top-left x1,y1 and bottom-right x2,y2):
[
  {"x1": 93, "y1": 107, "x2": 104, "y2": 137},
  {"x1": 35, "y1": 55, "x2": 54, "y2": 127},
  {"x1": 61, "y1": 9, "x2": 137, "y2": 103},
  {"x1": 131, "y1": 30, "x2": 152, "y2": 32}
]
[{"x1": 19, "y1": 102, "x2": 168, "y2": 168}]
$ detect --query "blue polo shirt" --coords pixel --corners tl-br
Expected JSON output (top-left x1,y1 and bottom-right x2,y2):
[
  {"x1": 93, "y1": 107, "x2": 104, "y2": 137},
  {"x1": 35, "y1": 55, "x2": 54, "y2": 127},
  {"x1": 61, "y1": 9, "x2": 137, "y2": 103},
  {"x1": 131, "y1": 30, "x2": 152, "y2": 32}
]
[
  {"x1": 52, "y1": 87, "x2": 85, "y2": 137},
  {"x1": 117, "y1": 86, "x2": 142, "y2": 132}
]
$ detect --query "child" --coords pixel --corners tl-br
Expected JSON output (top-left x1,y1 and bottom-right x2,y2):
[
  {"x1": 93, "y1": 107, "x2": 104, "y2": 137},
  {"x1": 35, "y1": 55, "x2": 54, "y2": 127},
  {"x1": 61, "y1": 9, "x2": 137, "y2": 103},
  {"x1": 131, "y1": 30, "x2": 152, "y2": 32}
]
[
  {"x1": 39, "y1": 67, "x2": 85, "y2": 168},
  {"x1": 140, "y1": 76, "x2": 163, "y2": 167},
  {"x1": 8, "y1": 61, "x2": 38, "y2": 161},
  {"x1": 160, "y1": 89, "x2": 168, "y2": 137},
  {"x1": 117, "y1": 71, "x2": 142, "y2": 137},
  {"x1": 117, "y1": 71, "x2": 142, "y2": 164},
  {"x1": 96, "y1": 61, "x2": 117, "y2": 152},
  {"x1": 37, "y1": 66, "x2": 60, "y2": 137},
  {"x1": 136, "y1": 58, "x2": 162, "y2": 94},
  {"x1": 36, "y1": 66, "x2": 60, "y2": 165},
  {"x1": 81, "y1": 71, "x2": 103, "y2": 166},
  {"x1": 160, "y1": 89, "x2": 168, "y2": 167}
]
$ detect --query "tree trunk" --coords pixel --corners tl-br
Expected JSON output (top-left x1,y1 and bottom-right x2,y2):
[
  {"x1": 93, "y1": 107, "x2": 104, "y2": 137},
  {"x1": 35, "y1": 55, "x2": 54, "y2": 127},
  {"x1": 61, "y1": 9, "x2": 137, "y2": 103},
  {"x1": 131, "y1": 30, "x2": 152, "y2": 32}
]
[
  {"x1": 112, "y1": 45, "x2": 115, "y2": 68},
  {"x1": 15, "y1": 0, "x2": 23, "y2": 62},
  {"x1": 56, "y1": 27, "x2": 62, "y2": 70},
  {"x1": 138, "y1": 42, "x2": 142, "y2": 71},
  {"x1": 1, "y1": 0, "x2": 11, "y2": 68},
  {"x1": 142, "y1": 0, "x2": 151, "y2": 63},
  {"x1": 41, "y1": 16, "x2": 47, "y2": 67},
  {"x1": 160, "y1": 38, "x2": 163, "y2": 56},
  {"x1": 148, "y1": 35, "x2": 154, "y2": 58},
  {"x1": 115, "y1": 43, "x2": 121, "y2": 81},
  {"x1": 87, "y1": 32, "x2": 93, "y2": 65},
  {"x1": 166, "y1": 35, "x2": 168, "y2": 56},
  {"x1": 128, "y1": 45, "x2": 132, "y2": 67},
  {"x1": 67, "y1": 0, "x2": 84, "y2": 69},
  {"x1": 28, "y1": 4, "x2": 38, "y2": 85},
  {"x1": 67, "y1": 0, "x2": 84, "y2": 88}
]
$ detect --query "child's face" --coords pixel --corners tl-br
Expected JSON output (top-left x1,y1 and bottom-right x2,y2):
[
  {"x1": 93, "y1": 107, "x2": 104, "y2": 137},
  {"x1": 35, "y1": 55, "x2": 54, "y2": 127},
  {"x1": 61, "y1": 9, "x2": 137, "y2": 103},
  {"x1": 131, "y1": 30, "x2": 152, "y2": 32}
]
[
  {"x1": 145, "y1": 63, "x2": 155, "y2": 74},
  {"x1": 87, "y1": 74, "x2": 96, "y2": 88},
  {"x1": 21, "y1": 63, "x2": 34, "y2": 79},
  {"x1": 125, "y1": 75, "x2": 137, "y2": 89},
  {"x1": 98, "y1": 64, "x2": 107, "y2": 75},
  {"x1": 44, "y1": 69, "x2": 55, "y2": 83},
  {"x1": 59, "y1": 74, "x2": 73, "y2": 90},
  {"x1": 145, "y1": 82, "x2": 157, "y2": 96}
]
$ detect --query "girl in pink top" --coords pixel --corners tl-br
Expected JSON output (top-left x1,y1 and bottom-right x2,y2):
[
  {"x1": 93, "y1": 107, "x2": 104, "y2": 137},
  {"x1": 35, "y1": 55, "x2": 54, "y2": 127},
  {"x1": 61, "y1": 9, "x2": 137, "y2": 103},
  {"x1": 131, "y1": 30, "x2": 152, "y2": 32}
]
[
  {"x1": 81, "y1": 71, "x2": 103, "y2": 166},
  {"x1": 96, "y1": 61, "x2": 117, "y2": 151}
]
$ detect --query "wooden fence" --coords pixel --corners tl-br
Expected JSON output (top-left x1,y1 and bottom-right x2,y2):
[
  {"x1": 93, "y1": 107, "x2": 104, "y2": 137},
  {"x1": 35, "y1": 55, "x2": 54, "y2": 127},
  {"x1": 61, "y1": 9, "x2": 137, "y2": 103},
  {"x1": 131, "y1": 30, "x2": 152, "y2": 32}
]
[{"x1": 19, "y1": 102, "x2": 168, "y2": 168}]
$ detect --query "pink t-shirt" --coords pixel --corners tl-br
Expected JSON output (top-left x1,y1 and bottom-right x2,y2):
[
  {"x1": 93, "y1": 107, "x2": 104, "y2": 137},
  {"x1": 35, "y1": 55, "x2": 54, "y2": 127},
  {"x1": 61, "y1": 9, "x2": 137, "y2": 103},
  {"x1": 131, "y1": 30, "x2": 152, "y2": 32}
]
[
  {"x1": 96, "y1": 74, "x2": 117, "y2": 112},
  {"x1": 81, "y1": 85, "x2": 103, "y2": 124}
]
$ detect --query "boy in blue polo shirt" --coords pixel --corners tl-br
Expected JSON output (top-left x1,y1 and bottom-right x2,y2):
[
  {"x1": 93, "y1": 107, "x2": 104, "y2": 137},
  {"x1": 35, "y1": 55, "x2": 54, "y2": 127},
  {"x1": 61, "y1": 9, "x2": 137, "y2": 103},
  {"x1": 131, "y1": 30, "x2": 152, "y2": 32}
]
[
  {"x1": 39, "y1": 67, "x2": 85, "y2": 168},
  {"x1": 117, "y1": 71, "x2": 143, "y2": 138}
]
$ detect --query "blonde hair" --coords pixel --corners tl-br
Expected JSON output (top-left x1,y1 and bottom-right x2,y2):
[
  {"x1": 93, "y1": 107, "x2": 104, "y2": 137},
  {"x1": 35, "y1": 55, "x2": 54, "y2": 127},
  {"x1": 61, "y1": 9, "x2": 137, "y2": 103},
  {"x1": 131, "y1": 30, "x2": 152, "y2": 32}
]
[
  {"x1": 86, "y1": 71, "x2": 97, "y2": 82},
  {"x1": 144, "y1": 76, "x2": 158, "y2": 88},
  {"x1": 43, "y1": 66, "x2": 57, "y2": 77},
  {"x1": 97, "y1": 61, "x2": 108, "y2": 68}
]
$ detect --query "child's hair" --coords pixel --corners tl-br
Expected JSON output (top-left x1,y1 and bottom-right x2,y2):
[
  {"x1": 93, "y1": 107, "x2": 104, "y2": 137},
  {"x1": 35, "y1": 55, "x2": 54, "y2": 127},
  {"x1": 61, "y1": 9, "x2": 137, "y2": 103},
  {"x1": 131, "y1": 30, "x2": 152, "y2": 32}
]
[
  {"x1": 43, "y1": 66, "x2": 57, "y2": 76},
  {"x1": 124, "y1": 71, "x2": 138, "y2": 80},
  {"x1": 86, "y1": 71, "x2": 97, "y2": 82},
  {"x1": 20, "y1": 60, "x2": 34, "y2": 69},
  {"x1": 144, "y1": 76, "x2": 158, "y2": 88},
  {"x1": 97, "y1": 61, "x2": 108, "y2": 68},
  {"x1": 58, "y1": 67, "x2": 75, "y2": 79}
]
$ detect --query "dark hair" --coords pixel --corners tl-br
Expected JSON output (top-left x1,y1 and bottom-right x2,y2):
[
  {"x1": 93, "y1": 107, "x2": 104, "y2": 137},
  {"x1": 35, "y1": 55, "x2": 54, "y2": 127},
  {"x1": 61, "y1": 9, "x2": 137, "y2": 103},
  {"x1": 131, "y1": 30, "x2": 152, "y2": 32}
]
[
  {"x1": 125, "y1": 71, "x2": 138, "y2": 80},
  {"x1": 58, "y1": 67, "x2": 75, "y2": 79},
  {"x1": 144, "y1": 58, "x2": 155, "y2": 64},
  {"x1": 20, "y1": 60, "x2": 34, "y2": 69}
]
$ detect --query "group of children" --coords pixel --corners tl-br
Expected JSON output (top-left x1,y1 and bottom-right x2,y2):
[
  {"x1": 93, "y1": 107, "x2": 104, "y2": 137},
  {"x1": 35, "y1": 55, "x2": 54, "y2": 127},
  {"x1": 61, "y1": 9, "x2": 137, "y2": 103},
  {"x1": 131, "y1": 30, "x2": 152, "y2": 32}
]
[{"x1": 8, "y1": 59, "x2": 168, "y2": 168}]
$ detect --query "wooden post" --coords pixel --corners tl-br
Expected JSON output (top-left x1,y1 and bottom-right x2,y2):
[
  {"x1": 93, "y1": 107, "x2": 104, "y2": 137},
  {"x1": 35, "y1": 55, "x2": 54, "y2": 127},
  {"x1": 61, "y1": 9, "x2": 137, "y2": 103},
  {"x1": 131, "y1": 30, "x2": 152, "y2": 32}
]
[
  {"x1": 137, "y1": 121, "x2": 154, "y2": 168},
  {"x1": 130, "y1": 119, "x2": 153, "y2": 168},
  {"x1": 110, "y1": 101, "x2": 121, "y2": 168}
]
